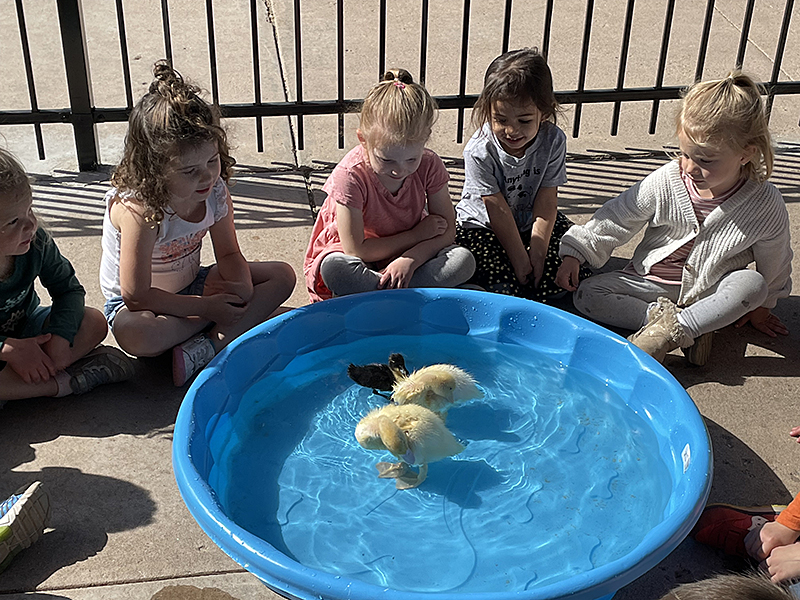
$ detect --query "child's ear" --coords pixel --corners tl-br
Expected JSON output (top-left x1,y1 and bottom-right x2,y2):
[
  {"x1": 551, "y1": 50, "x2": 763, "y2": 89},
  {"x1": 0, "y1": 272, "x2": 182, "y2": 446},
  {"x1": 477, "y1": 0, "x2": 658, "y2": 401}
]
[
  {"x1": 356, "y1": 129, "x2": 368, "y2": 148},
  {"x1": 741, "y1": 145, "x2": 757, "y2": 165}
]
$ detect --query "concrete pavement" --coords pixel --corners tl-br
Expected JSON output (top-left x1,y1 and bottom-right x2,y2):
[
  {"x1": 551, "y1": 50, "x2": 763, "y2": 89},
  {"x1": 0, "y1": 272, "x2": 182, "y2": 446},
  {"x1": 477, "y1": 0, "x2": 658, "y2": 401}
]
[{"x1": 1, "y1": 1, "x2": 800, "y2": 598}]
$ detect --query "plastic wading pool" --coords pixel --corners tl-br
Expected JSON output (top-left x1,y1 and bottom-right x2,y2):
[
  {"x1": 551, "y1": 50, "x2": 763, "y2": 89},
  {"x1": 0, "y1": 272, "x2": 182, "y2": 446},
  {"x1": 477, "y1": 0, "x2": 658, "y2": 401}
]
[{"x1": 173, "y1": 289, "x2": 712, "y2": 600}]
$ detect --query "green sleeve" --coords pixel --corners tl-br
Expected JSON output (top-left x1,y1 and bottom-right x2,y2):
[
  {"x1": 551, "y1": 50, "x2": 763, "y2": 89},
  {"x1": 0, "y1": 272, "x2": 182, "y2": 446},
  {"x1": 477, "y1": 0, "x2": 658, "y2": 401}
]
[{"x1": 37, "y1": 230, "x2": 86, "y2": 345}]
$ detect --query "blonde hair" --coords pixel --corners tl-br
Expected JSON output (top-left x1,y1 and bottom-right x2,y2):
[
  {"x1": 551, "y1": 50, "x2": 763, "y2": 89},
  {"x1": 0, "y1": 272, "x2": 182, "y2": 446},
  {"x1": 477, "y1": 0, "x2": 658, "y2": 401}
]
[
  {"x1": 471, "y1": 47, "x2": 560, "y2": 131},
  {"x1": 659, "y1": 573, "x2": 794, "y2": 600},
  {"x1": 0, "y1": 147, "x2": 32, "y2": 204},
  {"x1": 677, "y1": 70, "x2": 774, "y2": 182},
  {"x1": 359, "y1": 69, "x2": 437, "y2": 148},
  {"x1": 112, "y1": 60, "x2": 235, "y2": 223}
]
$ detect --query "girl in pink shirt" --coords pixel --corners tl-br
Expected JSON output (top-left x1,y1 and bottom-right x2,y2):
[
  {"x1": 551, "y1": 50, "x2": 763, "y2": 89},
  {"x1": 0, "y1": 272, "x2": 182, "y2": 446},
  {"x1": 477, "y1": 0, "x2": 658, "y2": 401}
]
[{"x1": 304, "y1": 69, "x2": 475, "y2": 302}]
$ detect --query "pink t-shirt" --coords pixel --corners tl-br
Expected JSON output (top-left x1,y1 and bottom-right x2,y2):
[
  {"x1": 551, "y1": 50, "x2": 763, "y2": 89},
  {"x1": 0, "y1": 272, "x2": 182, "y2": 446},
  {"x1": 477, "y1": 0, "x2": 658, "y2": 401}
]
[{"x1": 303, "y1": 145, "x2": 450, "y2": 302}]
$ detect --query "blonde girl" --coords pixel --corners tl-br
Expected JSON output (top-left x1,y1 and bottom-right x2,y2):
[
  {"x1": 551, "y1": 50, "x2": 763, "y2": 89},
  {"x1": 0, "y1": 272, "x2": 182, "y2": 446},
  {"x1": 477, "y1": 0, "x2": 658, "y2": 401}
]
[
  {"x1": 455, "y1": 48, "x2": 588, "y2": 301},
  {"x1": 0, "y1": 148, "x2": 132, "y2": 404},
  {"x1": 556, "y1": 72, "x2": 792, "y2": 365},
  {"x1": 100, "y1": 61, "x2": 296, "y2": 386},
  {"x1": 304, "y1": 69, "x2": 475, "y2": 302}
]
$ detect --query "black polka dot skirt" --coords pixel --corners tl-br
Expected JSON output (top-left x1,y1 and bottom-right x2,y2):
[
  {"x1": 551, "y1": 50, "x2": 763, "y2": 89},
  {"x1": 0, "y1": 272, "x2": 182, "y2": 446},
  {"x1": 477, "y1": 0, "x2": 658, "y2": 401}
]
[{"x1": 455, "y1": 212, "x2": 592, "y2": 302}]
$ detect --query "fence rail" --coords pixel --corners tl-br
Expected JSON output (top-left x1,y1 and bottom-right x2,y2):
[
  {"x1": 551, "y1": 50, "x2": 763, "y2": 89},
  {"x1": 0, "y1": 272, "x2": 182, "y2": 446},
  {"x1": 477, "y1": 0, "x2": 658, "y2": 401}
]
[{"x1": 1, "y1": 0, "x2": 798, "y2": 171}]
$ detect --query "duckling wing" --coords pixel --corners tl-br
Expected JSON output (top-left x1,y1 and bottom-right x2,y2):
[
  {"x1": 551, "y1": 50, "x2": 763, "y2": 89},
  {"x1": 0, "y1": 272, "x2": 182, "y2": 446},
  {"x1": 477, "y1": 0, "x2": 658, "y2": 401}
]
[{"x1": 347, "y1": 363, "x2": 395, "y2": 391}]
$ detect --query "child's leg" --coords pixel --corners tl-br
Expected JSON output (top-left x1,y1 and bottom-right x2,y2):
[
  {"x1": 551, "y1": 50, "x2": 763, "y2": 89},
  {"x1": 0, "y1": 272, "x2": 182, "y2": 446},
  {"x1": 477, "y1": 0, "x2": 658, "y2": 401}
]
[
  {"x1": 172, "y1": 261, "x2": 295, "y2": 387},
  {"x1": 454, "y1": 226, "x2": 522, "y2": 296},
  {"x1": 0, "y1": 307, "x2": 120, "y2": 401},
  {"x1": 573, "y1": 271, "x2": 680, "y2": 330},
  {"x1": 207, "y1": 261, "x2": 296, "y2": 350},
  {"x1": 408, "y1": 245, "x2": 476, "y2": 289},
  {"x1": 319, "y1": 253, "x2": 382, "y2": 297},
  {"x1": 677, "y1": 269, "x2": 768, "y2": 340},
  {"x1": 112, "y1": 307, "x2": 210, "y2": 357}
]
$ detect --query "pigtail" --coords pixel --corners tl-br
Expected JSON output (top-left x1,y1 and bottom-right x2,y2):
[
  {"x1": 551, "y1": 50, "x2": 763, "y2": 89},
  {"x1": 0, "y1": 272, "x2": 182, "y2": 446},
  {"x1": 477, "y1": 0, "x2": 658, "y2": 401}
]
[
  {"x1": 359, "y1": 68, "x2": 437, "y2": 147},
  {"x1": 678, "y1": 70, "x2": 774, "y2": 182}
]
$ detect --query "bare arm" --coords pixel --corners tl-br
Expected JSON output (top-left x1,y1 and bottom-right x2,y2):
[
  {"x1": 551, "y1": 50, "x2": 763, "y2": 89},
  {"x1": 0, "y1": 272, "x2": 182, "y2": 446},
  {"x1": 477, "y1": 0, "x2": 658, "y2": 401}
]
[
  {"x1": 115, "y1": 201, "x2": 238, "y2": 322},
  {"x1": 483, "y1": 192, "x2": 531, "y2": 284},
  {"x1": 206, "y1": 189, "x2": 254, "y2": 303},
  {"x1": 528, "y1": 186, "x2": 558, "y2": 286}
]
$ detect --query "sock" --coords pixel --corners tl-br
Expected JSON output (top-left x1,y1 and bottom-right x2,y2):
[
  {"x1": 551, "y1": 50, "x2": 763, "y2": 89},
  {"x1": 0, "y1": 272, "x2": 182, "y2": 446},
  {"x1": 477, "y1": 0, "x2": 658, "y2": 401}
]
[{"x1": 54, "y1": 370, "x2": 72, "y2": 397}]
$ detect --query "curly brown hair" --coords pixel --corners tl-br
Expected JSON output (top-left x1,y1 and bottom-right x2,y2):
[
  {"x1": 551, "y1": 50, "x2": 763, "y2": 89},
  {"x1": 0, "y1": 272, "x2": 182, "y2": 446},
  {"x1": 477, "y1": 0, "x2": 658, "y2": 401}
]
[{"x1": 111, "y1": 60, "x2": 235, "y2": 222}]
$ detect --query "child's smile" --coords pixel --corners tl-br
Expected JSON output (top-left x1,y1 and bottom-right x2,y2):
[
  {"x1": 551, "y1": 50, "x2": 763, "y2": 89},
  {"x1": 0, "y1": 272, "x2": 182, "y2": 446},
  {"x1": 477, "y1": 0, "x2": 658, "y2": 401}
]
[{"x1": 490, "y1": 100, "x2": 543, "y2": 157}]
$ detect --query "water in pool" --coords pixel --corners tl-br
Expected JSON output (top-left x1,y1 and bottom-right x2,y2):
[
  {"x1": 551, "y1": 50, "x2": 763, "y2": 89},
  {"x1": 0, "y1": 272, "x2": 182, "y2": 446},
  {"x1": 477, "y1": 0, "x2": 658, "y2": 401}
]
[{"x1": 222, "y1": 333, "x2": 671, "y2": 594}]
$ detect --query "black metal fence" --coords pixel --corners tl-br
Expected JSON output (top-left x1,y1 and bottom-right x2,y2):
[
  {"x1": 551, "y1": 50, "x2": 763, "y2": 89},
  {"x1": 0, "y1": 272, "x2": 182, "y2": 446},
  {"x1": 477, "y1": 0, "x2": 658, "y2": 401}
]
[{"x1": 2, "y1": 0, "x2": 799, "y2": 171}]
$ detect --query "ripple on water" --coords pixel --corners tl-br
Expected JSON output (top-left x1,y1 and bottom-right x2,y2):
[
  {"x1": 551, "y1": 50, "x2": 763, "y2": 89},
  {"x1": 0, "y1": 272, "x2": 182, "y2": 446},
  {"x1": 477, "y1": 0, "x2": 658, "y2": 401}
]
[{"x1": 222, "y1": 334, "x2": 671, "y2": 594}]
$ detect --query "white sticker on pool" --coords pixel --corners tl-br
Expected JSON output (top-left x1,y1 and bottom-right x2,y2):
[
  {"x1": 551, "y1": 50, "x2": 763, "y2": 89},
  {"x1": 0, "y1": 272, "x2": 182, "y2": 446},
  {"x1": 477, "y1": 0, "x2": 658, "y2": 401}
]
[{"x1": 682, "y1": 443, "x2": 691, "y2": 473}]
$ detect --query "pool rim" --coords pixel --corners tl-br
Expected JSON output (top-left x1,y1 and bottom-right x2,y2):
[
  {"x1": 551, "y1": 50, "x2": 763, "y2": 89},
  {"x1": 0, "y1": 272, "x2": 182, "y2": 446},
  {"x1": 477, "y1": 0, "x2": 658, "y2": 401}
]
[{"x1": 173, "y1": 288, "x2": 713, "y2": 600}]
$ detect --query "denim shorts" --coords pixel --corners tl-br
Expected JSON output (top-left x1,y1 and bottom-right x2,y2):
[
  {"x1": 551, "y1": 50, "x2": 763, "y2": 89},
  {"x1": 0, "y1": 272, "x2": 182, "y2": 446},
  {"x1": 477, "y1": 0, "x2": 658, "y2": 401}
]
[{"x1": 104, "y1": 265, "x2": 212, "y2": 329}]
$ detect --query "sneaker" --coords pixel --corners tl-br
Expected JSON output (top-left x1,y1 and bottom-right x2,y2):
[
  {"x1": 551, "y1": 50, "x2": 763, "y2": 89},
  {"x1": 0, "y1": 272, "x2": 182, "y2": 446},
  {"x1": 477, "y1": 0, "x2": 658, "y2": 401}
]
[
  {"x1": 172, "y1": 335, "x2": 216, "y2": 387},
  {"x1": 0, "y1": 481, "x2": 50, "y2": 574},
  {"x1": 66, "y1": 346, "x2": 135, "y2": 395},
  {"x1": 627, "y1": 297, "x2": 685, "y2": 362},
  {"x1": 691, "y1": 503, "x2": 786, "y2": 558},
  {"x1": 683, "y1": 331, "x2": 714, "y2": 366}
]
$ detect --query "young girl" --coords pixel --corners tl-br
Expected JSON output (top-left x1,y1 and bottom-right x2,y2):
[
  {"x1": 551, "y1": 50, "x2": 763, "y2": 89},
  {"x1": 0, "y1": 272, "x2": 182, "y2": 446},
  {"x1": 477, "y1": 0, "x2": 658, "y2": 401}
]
[
  {"x1": 556, "y1": 72, "x2": 792, "y2": 365},
  {"x1": 100, "y1": 61, "x2": 296, "y2": 386},
  {"x1": 0, "y1": 148, "x2": 133, "y2": 404},
  {"x1": 454, "y1": 48, "x2": 587, "y2": 301},
  {"x1": 304, "y1": 69, "x2": 475, "y2": 302}
]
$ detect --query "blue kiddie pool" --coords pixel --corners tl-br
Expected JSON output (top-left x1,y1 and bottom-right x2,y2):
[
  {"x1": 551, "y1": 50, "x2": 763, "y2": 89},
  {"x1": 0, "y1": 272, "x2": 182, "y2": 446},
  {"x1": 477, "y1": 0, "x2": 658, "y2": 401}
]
[{"x1": 173, "y1": 289, "x2": 712, "y2": 600}]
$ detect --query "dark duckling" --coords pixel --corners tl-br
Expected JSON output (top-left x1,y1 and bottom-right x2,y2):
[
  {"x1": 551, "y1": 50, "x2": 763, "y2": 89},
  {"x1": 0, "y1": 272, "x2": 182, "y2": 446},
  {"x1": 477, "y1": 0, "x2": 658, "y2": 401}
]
[{"x1": 347, "y1": 353, "x2": 409, "y2": 397}]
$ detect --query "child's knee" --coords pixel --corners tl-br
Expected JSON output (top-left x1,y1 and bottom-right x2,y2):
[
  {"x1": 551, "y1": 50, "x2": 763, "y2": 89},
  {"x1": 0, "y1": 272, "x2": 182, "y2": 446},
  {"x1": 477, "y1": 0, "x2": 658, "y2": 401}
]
[
  {"x1": 81, "y1": 306, "x2": 109, "y2": 345},
  {"x1": 112, "y1": 313, "x2": 164, "y2": 357}
]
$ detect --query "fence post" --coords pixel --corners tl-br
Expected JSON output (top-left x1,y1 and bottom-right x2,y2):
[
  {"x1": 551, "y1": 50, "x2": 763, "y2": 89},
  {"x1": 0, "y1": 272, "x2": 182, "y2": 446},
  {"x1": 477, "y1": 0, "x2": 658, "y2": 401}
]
[{"x1": 56, "y1": 0, "x2": 98, "y2": 171}]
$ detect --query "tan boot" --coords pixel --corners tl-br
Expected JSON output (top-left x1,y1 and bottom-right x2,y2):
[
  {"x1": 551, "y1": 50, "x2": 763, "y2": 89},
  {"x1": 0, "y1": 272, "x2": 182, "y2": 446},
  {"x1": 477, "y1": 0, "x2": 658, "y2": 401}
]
[
  {"x1": 627, "y1": 297, "x2": 685, "y2": 363},
  {"x1": 628, "y1": 297, "x2": 675, "y2": 345},
  {"x1": 682, "y1": 331, "x2": 714, "y2": 366}
]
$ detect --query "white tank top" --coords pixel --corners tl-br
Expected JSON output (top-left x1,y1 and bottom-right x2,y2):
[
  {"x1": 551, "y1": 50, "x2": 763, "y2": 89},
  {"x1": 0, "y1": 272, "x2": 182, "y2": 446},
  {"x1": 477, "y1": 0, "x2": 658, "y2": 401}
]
[{"x1": 99, "y1": 178, "x2": 229, "y2": 300}]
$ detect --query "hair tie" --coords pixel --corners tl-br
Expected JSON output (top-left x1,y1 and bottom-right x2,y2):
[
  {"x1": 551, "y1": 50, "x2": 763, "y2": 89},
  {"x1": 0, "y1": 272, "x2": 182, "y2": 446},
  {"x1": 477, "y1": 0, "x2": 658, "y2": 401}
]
[{"x1": 393, "y1": 79, "x2": 406, "y2": 90}]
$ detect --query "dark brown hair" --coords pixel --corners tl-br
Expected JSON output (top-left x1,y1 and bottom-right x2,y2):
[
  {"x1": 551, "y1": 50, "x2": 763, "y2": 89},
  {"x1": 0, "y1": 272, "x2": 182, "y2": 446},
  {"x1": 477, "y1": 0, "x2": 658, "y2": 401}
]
[
  {"x1": 111, "y1": 60, "x2": 235, "y2": 222},
  {"x1": 471, "y1": 48, "x2": 560, "y2": 130}
]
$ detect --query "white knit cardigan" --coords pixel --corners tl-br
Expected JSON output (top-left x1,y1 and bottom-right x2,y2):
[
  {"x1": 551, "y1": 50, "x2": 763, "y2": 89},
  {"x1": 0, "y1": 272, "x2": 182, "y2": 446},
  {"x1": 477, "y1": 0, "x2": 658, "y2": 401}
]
[{"x1": 560, "y1": 160, "x2": 793, "y2": 308}]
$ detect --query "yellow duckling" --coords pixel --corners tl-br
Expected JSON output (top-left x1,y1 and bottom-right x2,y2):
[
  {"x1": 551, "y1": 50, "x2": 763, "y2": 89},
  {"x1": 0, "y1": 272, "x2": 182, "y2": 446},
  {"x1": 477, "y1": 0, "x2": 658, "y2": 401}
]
[
  {"x1": 355, "y1": 403, "x2": 465, "y2": 489},
  {"x1": 392, "y1": 363, "x2": 482, "y2": 417}
]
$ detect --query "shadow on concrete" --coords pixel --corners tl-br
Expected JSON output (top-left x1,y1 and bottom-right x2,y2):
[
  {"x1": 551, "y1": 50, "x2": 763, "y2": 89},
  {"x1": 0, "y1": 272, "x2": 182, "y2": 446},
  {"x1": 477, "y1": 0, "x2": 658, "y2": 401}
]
[
  {"x1": 0, "y1": 356, "x2": 179, "y2": 592},
  {"x1": 614, "y1": 416, "x2": 788, "y2": 599}
]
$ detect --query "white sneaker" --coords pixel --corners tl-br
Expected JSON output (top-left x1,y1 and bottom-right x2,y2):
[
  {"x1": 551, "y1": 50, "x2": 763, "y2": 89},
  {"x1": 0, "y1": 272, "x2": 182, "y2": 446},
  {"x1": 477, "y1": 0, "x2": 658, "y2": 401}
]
[
  {"x1": 0, "y1": 481, "x2": 50, "y2": 573},
  {"x1": 172, "y1": 335, "x2": 216, "y2": 386}
]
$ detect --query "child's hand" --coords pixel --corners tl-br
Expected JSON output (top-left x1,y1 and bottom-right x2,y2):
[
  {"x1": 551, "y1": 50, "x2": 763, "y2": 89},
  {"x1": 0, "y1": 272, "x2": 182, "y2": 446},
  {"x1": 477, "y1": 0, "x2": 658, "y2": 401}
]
[
  {"x1": 379, "y1": 257, "x2": 415, "y2": 289},
  {"x1": 735, "y1": 307, "x2": 789, "y2": 337},
  {"x1": 42, "y1": 334, "x2": 73, "y2": 373},
  {"x1": 413, "y1": 214, "x2": 448, "y2": 241},
  {"x1": 203, "y1": 294, "x2": 248, "y2": 326},
  {"x1": 1, "y1": 334, "x2": 56, "y2": 384},
  {"x1": 204, "y1": 278, "x2": 254, "y2": 305},
  {"x1": 510, "y1": 253, "x2": 532, "y2": 285},
  {"x1": 763, "y1": 541, "x2": 800, "y2": 583},
  {"x1": 555, "y1": 256, "x2": 581, "y2": 291},
  {"x1": 790, "y1": 425, "x2": 800, "y2": 441},
  {"x1": 746, "y1": 520, "x2": 800, "y2": 561},
  {"x1": 528, "y1": 238, "x2": 547, "y2": 287}
]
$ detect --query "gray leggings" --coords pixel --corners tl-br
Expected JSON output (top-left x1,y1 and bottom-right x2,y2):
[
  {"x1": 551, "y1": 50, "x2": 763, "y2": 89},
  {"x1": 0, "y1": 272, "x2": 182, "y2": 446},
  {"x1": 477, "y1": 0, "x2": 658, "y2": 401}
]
[
  {"x1": 320, "y1": 245, "x2": 476, "y2": 298},
  {"x1": 573, "y1": 268, "x2": 768, "y2": 340}
]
